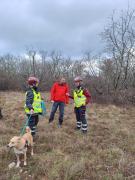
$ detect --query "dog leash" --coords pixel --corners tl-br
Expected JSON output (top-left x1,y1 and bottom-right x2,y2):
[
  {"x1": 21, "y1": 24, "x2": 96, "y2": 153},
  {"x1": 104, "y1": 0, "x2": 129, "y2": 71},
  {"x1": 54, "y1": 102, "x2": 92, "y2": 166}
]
[
  {"x1": 20, "y1": 100, "x2": 46, "y2": 135},
  {"x1": 20, "y1": 114, "x2": 32, "y2": 136}
]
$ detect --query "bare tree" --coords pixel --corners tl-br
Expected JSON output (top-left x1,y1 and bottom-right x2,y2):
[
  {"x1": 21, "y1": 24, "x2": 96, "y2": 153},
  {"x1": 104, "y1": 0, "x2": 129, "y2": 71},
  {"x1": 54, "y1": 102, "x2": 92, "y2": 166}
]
[
  {"x1": 102, "y1": 9, "x2": 135, "y2": 90},
  {"x1": 27, "y1": 50, "x2": 37, "y2": 76}
]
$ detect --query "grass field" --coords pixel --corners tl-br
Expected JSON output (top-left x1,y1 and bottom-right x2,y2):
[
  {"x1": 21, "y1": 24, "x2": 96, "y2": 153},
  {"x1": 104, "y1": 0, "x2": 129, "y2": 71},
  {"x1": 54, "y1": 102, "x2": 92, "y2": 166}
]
[{"x1": 0, "y1": 91, "x2": 135, "y2": 180}]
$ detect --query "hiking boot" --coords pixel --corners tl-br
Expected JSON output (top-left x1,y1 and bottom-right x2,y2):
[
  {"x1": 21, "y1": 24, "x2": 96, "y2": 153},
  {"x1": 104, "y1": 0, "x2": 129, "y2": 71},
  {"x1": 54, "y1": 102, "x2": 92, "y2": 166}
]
[
  {"x1": 82, "y1": 130, "x2": 87, "y2": 134},
  {"x1": 48, "y1": 119, "x2": 53, "y2": 124},
  {"x1": 58, "y1": 123, "x2": 62, "y2": 128},
  {"x1": 74, "y1": 127, "x2": 81, "y2": 131}
]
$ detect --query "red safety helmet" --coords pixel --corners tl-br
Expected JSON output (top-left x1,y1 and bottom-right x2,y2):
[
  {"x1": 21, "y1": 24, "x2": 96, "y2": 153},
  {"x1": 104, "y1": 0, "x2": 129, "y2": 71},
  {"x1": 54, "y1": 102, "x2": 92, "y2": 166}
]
[
  {"x1": 28, "y1": 76, "x2": 39, "y2": 86},
  {"x1": 74, "y1": 76, "x2": 83, "y2": 82}
]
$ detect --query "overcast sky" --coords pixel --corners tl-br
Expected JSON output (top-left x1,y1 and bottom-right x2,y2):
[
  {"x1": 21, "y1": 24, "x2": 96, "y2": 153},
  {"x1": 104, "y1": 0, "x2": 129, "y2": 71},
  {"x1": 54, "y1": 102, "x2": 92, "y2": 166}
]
[{"x1": 0, "y1": 0, "x2": 134, "y2": 56}]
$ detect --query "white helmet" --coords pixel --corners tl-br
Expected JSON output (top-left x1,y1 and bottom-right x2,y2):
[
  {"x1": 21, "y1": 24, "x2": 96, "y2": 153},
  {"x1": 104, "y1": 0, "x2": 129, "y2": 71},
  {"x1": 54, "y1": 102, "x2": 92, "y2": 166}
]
[{"x1": 74, "y1": 76, "x2": 83, "y2": 82}]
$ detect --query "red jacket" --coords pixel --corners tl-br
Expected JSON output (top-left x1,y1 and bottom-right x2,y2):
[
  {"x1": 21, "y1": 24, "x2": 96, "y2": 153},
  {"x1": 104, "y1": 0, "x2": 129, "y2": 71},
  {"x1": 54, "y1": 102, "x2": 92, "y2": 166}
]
[
  {"x1": 83, "y1": 88, "x2": 91, "y2": 104},
  {"x1": 50, "y1": 82, "x2": 69, "y2": 104}
]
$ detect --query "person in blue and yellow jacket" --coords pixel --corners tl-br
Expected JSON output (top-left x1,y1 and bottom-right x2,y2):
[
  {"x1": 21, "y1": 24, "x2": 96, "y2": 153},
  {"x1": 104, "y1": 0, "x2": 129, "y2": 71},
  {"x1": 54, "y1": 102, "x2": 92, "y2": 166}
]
[
  {"x1": 67, "y1": 76, "x2": 91, "y2": 134},
  {"x1": 24, "y1": 76, "x2": 42, "y2": 137}
]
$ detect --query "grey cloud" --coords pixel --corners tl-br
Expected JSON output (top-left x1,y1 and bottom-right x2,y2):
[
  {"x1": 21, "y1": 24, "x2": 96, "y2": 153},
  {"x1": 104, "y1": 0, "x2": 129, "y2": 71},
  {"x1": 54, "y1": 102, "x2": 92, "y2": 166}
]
[{"x1": 0, "y1": 0, "x2": 134, "y2": 55}]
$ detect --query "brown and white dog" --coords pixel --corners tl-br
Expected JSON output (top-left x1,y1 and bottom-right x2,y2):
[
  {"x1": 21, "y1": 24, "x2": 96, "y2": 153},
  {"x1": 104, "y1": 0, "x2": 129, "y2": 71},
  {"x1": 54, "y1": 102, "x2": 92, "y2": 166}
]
[{"x1": 7, "y1": 127, "x2": 34, "y2": 167}]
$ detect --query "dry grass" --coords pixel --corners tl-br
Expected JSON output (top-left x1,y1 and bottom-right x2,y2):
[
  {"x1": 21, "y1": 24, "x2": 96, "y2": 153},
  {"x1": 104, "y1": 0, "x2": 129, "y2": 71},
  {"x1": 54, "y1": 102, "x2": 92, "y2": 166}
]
[{"x1": 0, "y1": 91, "x2": 135, "y2": 180}]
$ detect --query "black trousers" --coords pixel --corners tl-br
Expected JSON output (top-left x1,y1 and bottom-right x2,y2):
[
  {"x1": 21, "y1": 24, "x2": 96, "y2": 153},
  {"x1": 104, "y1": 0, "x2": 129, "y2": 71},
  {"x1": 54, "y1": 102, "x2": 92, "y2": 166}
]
[
  {"x1": 27, "y1": 114, "x2": 39, "y2": 136},
  {"x1": 74, "y1": 106, "x2": 87, "y2": 132}
]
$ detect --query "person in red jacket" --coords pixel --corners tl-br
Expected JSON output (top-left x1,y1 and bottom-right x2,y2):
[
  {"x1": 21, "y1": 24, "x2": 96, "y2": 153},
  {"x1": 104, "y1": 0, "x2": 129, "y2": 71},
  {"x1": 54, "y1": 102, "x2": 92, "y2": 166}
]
[{"x1": 49, "y1": 77, "x2": 69, "y2": 127}]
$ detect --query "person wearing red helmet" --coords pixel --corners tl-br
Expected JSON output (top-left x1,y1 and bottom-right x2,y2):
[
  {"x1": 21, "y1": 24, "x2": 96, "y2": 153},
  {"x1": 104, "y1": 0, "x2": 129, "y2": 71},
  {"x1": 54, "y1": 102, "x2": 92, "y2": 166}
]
[
  {"x1": 24, "y1": 76, "x2": 42, "y2": 137},
  {"x1": 67, "y1": 76, "x2": 91, "y2": 133}
]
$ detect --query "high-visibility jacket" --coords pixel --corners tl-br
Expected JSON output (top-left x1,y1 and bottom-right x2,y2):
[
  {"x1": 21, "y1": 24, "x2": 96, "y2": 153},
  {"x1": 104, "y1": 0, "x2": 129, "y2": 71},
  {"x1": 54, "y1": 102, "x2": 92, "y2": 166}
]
[
  {"x1": 73, "y1": 88, "x2": 86, "y2": 108},
  {"x1": 25, "y1": 89, "x2": 42, "y2": 114}
]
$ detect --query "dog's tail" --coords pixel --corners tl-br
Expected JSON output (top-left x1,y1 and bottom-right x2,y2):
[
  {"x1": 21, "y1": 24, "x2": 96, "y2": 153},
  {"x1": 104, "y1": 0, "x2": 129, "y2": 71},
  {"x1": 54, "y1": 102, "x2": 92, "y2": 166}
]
[{"x1": 25, "y1": 126, "x2": 31, "y2": 133}]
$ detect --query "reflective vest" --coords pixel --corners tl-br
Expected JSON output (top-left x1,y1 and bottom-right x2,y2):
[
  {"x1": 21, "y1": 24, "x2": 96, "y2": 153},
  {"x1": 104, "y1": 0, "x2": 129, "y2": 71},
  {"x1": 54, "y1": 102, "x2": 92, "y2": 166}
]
[
  {"x1": 25, "y1": 89, "x2": 42, "y2": 114},
  {"x1": 73, "y1": 88, "x2": 86, "y2": 108}
]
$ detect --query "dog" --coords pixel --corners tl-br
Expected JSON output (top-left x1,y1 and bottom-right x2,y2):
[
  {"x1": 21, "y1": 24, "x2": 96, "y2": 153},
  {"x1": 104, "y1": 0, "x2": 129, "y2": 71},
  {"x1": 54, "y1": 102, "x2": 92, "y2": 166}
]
[{"x1": 7, "y1": 126, "x2": 34, "y2": 167}]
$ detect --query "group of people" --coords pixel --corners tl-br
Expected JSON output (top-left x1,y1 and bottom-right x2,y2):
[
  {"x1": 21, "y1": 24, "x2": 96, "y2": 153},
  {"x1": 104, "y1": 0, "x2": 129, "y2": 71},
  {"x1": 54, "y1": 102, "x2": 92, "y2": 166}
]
[{"x1": 24, "y1": 76, "x2": 91, "y2": 138}]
